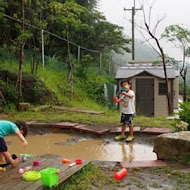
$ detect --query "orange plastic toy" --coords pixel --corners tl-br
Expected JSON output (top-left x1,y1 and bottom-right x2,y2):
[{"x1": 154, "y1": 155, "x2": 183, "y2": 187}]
[{"x1": 62, "y1": 158, "x2": 71, "y2": 164}]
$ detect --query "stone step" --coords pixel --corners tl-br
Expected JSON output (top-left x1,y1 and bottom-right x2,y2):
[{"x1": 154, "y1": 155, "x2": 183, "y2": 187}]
[
  {"x1": 110, "y1": 126, "x2": 141, "y2": 134},
  {"x1": 49, "y1": 122, "x2": 78, "y2": 128},
  {"x1": 53, "y1": 106, "x2": 104, "y2": 115},
  {"x1": 142, "y1": 128, "x2": 173, "y2": 135},
  {"x1": 27, "y1": 122, "x2": 110, "y2": 135},
  {"x1": 73, "y1": 125, "x2": 110, "y2": 135},
  {"x1": 121, "y1": 160, "x2": 167, "y2": 168}
]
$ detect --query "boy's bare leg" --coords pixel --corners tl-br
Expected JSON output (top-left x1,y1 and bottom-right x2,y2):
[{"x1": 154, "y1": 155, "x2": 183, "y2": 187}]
[
  {"x1": 2, "y1": 152, "x2": 20, "y2": 167},
  {"x1": 121, "y1": 123, "x2": 127, "y2": 136},
  {"x1": 0, "y1": 152, "x2": 6, "y2": 162},
  {"x1": 129, "y1": 124, "x2": 134, "y2": 137}
]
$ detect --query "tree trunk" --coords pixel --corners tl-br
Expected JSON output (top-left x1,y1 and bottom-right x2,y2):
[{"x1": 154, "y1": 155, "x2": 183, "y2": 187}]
[
  {"x1": 18, "y1": 0, "x2": 25, "y2": 105},
  {"x1": 180, "y1": 47, "x2": 187, "y2": 102},
  {"x1": 183, "y1": 67, "x2": 187, "y2": 101},
  {"x1": 18, "y1": 44, "x2": 24, "y2": 104},
  {"x1": 161, "y1": 52, "x2": 173, "y2": 114},
  {"x1": 145, "y1": 23, "x2": 173, "y2": 115},
  {"x1": 66, "y1": 30, "x2": 74, "y2": 96}
]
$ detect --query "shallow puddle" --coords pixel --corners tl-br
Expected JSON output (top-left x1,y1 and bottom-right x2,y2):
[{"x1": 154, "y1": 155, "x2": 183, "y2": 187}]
[{"x1": 5, "y1": 133, "x2": 157, "y2": 162}]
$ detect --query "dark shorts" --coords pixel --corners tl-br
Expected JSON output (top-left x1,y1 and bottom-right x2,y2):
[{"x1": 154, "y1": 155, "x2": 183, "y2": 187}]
[
  {"x1": 0, "y1": 137, "x2": 7, "y2": 152},
  {"x1": 121, "y1": 113, "x2": 134, "y2": 125}
]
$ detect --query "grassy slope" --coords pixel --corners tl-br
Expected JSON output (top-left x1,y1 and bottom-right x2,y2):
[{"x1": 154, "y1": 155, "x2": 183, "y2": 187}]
[
  {"x1": 1, "y1": 60, "x2": 174, "y2": 128},
  {"x1": 0, "y1": 60, "x2": 105, "y2": 110}
]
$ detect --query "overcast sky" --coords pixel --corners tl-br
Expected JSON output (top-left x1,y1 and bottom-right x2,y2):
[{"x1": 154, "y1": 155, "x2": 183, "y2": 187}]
[{"x1": 98, "y1": 0, "x2": 190, "y2": 61}]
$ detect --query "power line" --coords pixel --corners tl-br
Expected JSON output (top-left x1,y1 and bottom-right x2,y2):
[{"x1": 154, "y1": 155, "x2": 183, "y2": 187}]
[{"x1": 3, "y1": 14, "x2": 100, "y2": 54}]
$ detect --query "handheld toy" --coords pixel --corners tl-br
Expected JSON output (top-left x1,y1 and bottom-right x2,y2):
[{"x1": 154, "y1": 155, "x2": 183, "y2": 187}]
[
  {"x1": 19, "y1": 166, "x2": 32, "y2": 174},
  {"x1": 114, "y1": 168, "x2": 128, "y2": 180},
  {"x1": 113, "y1": 84, "x2": 130, "y2": 104},
  {"x1": 23, "y1": 171, "x2": 41, "y2": 181},
  {"x1": 62, "y1": 158, "x2": 71, "y2": 164},
  {"x1": 33, "y1": 160, "x2": 40, "y2": 166},
  {"x1": 20, "y1": 154, "x2": 34, "y2": 158},
  {"x1": 69, "y1": 159, "x2": 82, "y2": 167},
  {"x1": 22, "y1": 156, "x2": 27, "y2": 162}
]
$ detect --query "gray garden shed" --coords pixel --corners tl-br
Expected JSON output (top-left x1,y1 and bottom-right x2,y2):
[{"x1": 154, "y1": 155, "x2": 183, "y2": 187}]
[{"x1": 115, "y1": 62, "x2": 179, "y2": 117}]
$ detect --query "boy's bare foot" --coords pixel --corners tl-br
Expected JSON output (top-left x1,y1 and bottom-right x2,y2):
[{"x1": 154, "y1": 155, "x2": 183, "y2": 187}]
[{"x1": 12, "y1": 157, "x2": 20, "y2": 167}]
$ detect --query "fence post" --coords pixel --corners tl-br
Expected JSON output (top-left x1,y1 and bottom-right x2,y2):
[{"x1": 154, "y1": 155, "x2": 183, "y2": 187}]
[{"x1": 41, "y1": 29, "x2": 45, "y2": 70}]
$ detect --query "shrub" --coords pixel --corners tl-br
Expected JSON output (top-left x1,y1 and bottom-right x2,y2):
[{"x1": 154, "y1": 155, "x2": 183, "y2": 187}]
[
  {"x1": 0, "y1": 80, "x2": 18, "y2": 105},
  {"x1": 178, "y1": 102, "x2": 190, "y2": 131},
  {"x1": 173, "y1": 120, "x2": 188, "y2": 132}
]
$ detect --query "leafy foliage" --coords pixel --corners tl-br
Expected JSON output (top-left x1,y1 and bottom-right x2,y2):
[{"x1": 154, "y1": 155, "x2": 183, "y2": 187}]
[
  {"x1": 0, "y1": 0, "x2": 130, "y2": 106},
  {"x1": 162, "y1": 25, "x2": 190, "y2": 101},
  {"x1": 178, "y1": 102, "x2": 190, "y2": 131},
  {"x1": 0, "y1": 0, "x2": 129, "y2": 63}
]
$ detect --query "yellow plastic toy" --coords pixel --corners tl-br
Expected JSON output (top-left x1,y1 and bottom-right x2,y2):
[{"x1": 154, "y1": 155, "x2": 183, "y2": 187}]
[
  {"x1": 23, "y1": 171, "x2": 41, "y2": 181},
  {"x1": 0, "y1": 167, "x2": 6, "y2": 172}
]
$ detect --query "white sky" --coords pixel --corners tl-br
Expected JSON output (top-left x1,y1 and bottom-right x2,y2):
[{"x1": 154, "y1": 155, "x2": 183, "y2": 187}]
[{"x1": 98, "y1": 0, "x2": 190, "y2": 60}]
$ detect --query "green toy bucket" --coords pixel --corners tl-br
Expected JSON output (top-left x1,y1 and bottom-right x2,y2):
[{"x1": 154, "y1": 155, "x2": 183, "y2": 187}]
[{"x1": 40, "y1": 168, "x2": 60, "y2": 188}]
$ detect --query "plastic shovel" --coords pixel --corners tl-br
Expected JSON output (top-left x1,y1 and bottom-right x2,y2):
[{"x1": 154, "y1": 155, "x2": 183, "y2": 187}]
[{"x1": 69, "y1": 159, "x2": 82, "y2": 167}]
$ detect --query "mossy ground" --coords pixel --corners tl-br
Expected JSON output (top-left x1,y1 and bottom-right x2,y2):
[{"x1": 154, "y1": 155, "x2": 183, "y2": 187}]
[
  {"x1": 59, "y1": 162, "x2": 190, "y2": 190},
  {"x1": 4, "y1": 108, "x2": 174, "y2": 128}
]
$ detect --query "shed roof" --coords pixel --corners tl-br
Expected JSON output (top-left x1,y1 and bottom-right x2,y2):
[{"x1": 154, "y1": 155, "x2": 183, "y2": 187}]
[{"x1": 115, "y1": 64, "x2": 179, "y2": 79}]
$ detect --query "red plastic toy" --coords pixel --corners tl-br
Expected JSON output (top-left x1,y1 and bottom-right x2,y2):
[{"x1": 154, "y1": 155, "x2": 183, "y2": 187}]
[
  {"x1": 114, "y1": 168, "x2": 128, "y2": 180},
  {"x1": 33, "y1": 160, "x2": 40, "y2": 166},
  {"x1": 69, "y1": 159, "x2": 82, "y2": 167}
]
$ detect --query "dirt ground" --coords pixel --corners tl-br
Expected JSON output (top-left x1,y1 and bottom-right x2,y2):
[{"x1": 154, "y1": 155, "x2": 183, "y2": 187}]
[
  {"x1": 92, "y1": 161, "x2": 190, "y2": 190},
  {"x1": 28, "y1": 125, "x2": 190, "y2": 190}
]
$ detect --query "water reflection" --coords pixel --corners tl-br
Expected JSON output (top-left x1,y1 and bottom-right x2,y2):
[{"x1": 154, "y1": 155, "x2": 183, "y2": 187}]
[
  {"x1": 5, "y1": 134, "x2": 157, "y2": 162},
  {"x1": 121, "y1": 142, "x2": 134, "y2": 162}
]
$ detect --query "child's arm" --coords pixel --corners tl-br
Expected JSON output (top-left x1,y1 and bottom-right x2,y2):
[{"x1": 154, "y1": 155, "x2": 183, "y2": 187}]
[
  {"x1": 121, "y1": 92, "x2": 134, "y2": 98},
  {"x1": 15, "y1": 130, "x2": 28, "y2": 148}
]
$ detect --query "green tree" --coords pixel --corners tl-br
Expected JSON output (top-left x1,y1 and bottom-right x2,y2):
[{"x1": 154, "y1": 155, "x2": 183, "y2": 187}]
[
  {"x1": 0, "y1": 0, "x2": 131, "y2": 103},
  {"x1": 162, "y1": 25, "x2": 190, "y2": 101}
]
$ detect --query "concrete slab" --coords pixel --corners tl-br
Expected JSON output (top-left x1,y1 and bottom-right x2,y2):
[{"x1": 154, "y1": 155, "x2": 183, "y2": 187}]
[
  {"x1": 142, "y1": 128, "x2": 173, "y2": 135},
  {"x1": 31, "y1": 105, "x2": 50, "y2": 112},
  {"x1": 74, "y1": 125, "x2": 110, "y2": 135},
  {"x1": 110, "y1": 126, "x2": 141, "y2": 134},
  {"x1": 28, "y1": 122, "x2": 50, "y2": 128},
  {"x1": 53, "y1": 106, "x2": 104, "y2": 115},
  {"x1": 121, "y1": 160, "x2": 167, "y2": 168},
  {"x1": 95, "y1": 129, "x2": 110, "y2": 135},
  {"x1": 49, "y1": 122, "x2": 78, "y2": 128}
]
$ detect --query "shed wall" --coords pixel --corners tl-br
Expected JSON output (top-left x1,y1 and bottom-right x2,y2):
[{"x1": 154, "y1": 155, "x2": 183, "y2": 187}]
[{"x1": 119, "y1": 76, "x2": 178, "y2": 117}]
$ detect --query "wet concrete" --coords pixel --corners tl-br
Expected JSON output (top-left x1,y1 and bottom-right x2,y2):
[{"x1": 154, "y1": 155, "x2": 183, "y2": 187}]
[{"x1": 5, "y1": 133, "x2": 157, "y2": 162}]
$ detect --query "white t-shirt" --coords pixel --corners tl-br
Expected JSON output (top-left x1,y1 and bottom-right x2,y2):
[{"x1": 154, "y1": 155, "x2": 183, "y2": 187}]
[{"x1": 121, "y1": 90, "x2": 135, "y2": 114}]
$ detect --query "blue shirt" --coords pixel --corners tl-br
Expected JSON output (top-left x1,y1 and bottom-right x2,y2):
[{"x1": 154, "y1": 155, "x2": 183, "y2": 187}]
[{"x1": 0, "y1": 120, "x2": 19, "y2": 138}]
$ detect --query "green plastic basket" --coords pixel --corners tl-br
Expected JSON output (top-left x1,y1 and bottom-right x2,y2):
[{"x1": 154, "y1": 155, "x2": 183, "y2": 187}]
[{"x1": 40, "y1": 168, "x2": 60, "y2": 188}]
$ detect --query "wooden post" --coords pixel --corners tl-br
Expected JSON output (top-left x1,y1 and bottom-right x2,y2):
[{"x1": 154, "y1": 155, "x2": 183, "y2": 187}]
[
  {"x1": 100, "y1": 53, "x2": 102, "y2": 71},
  {"x1": 78, "y1": 46, "x2": 80, "y2": 65}
]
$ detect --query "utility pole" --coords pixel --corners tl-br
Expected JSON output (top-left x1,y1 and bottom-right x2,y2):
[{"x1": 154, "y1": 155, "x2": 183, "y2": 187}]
[{"x1": 124, "y1": 0, "x2": 142, "y2": 60}]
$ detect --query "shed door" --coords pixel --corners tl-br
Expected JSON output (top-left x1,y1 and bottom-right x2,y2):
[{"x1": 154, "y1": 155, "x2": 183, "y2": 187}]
[{"x1": 136, "y1": 78, "x2": 154, "y2": 116}]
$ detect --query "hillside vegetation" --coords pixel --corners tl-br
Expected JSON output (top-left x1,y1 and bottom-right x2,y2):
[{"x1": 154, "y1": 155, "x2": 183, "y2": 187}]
[{"x1": 0, "y1": 0, "x2": 131, "y2": 110}]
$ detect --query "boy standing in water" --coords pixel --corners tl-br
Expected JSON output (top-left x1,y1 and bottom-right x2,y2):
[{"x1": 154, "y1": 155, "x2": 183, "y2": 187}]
[
  {"x1": 0, "y1": 120, "x2": 28, "y2": 167},
  {"x1": 115, "y1": 81, "x2": 135, "y2": 142}
]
